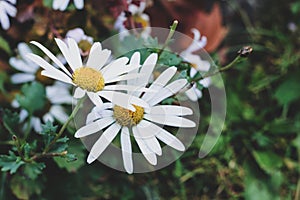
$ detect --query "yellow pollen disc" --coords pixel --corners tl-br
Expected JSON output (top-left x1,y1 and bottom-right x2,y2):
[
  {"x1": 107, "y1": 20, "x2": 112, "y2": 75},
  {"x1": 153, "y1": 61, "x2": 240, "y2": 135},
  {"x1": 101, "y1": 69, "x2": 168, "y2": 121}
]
[
  {"x1": 133, "y1": 15, "x2": 149, "y2": 29},
  {"x1": 72, "y1": 67, "x2": 105, "y2": 92},
  {"x1": 78, "y1": 40, "x2": 92, "y2": 52},
  {"x1": 113, "y1": 105, "x2": 144, "y2": 127}
]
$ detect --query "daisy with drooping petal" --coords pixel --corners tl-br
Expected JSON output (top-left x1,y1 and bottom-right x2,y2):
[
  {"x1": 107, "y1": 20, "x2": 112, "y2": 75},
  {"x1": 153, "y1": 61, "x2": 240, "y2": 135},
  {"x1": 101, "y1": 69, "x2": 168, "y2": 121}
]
[
  {"x1": 12, "y1": 81, "x2": 73, "y2": 133},
  {"x1": 75, "y1": 52, "x2": 196, "y2": 174},
  {"x1": 27, "y1": 38, "x2": 150, "y2": 111},
  {"x1": 0, "y1": 0, "x2": 17, "y2": 30},
  {"x1": 65, "y1": 28, "x2": 93, "y2": 56},
  {"x1": 114, "y1": 1, "x2": 151, "y2": 40},
  {"x1": 53, "y1": 0, "x2": 84, "y2": 11},
  {"x1": 180, "y1": 28, "x2": 211, "y2": 101}
]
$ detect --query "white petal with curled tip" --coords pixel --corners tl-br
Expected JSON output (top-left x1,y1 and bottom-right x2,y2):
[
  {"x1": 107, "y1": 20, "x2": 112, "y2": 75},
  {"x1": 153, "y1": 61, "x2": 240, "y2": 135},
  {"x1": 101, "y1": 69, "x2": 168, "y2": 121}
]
[
  {"x1": 136, "y1": 121, "x2": 162, "y2": 156},
  {"x1": 132, "y1": 126, "x2": 157, "y2": 165},
  {"x1": 144, "y1": 114, "x2": 196, "y2": 128},
  {"x1": 147, "y1": 79, "x2": 188, "y2": 106},
  {"x1": 30, "y1": 41, "x2": 72, "y2": 77},
  {"x1": 132, "y1": 53, "x2": 157, "y2": 97},
  {"x1": 75, "y1": 117, "x2": 115, "y2": 138},
  {"x1": 11, "y1": 73, "x2": 35, "y2": 84},
  {"x1": 74, "y1": 0, "x2": 84, "y2": 9},
  {"x1": 87, "y1": 92, "x2": 103, "y2": 107},
  {"x1": 87, "y1": 123, "x2": 121, "y2": 164},
  {"x1": 101, "y1": 57, "x2": 133, "y2": 80},
  {"x1": 67, "y1": 38, "x2": 82, "y2": 68},
  {"x1": 98, "y1": 91, "x2": 149, "y2": 111},
  {"x1": 121, "y1": 127, "x2": 133, "y2": 174},
  {"x1": 73, "y1": 87, "x2": 86, "y2": 98},
  {"x1": 145, "y1": 105, "x2": 193, "y2": 116},
  {"x1": 142, "y1": 67, "x2": 177, "y2": 102}
]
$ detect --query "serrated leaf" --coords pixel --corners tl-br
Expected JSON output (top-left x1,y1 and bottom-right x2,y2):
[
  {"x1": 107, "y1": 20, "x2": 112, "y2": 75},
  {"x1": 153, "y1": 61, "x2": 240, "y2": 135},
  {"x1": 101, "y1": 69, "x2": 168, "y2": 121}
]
[
  {"x1": 53, "y1": 141, "x2": 85, "y2": 172},
  {"x1": 0, "y1": 36, "x2": 11, "y2": 54},
  {"x1": 252, "y1": 150, "x2": 283, "y2": 174},
  {"x1": 0, "y1": 151, "x2": 25, "y2": 174},
  {"x1": 56, "y1": 136, "x2": 69, "y2": 143},
  {"x1": 16, "y1": 82, "x2": 46, "y2": 114},
  {"x1": 158, "y1": 51, "x2": 182, "y2": 66},
  {"x1": 23, "y1": 162, "x2": 45, "y2": 180}
]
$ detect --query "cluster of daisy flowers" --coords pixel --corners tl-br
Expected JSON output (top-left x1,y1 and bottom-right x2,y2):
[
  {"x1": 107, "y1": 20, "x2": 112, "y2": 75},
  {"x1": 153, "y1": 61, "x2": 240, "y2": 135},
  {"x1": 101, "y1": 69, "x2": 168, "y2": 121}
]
[{"x1": 23, "y1": 27, "x2": 211, "y2": 172}]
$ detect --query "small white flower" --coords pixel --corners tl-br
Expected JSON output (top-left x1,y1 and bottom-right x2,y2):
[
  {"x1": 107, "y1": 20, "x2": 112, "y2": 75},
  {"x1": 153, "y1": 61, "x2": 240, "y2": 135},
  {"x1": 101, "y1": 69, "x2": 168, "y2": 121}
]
[
  {"x1": 27, "y1": 38, "x2": 149, "y2": 111},
  {"x1": 13, "y1": 81, "x2": 73, "y2": 132},
  {"x1": 180, "y1": 28, "x2": 211, "y2": 101},
  {"x1": 65, "y1": 28, "x2": 93, "y2": 56},
  {"x1": 53, "y1": 0, "x2": 84, "y2": 11},
  {"x1": 75, "y1": 52, "x2": 196, "y2": 174},
  {"x1": 114, "y1": 1, "x2": 151, "y2": 40},
  {"x1": 0, "y1": 0, "x2": 17, "y2": 30}
]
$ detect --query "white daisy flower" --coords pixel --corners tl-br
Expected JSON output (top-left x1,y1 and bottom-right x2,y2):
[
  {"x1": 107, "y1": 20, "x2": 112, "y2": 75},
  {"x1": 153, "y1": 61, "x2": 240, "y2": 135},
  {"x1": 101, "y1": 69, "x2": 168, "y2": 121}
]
[
  {"x1": 53, "y1": 0, "x2": 84, "y2": 11},
  {"x1": 27, "y1": 38, "x2": 150, "y2": 111},
  {"x1": 0, "y1": 0, "x2": 17, "y2": 30},
  {"x1": 75, "y1": 52, "x2": 196, "y2": 174},
  {"x1": 13, "y1": 81, "x2": 73, "y2": 133},
  {"x1": 65, "y1": 28, "x2": 93, "y2": 56},
  {"x1": 114, "y1": 1, "x2": 151, "y2": 40},
  {"x1": 180, "y1": 28, "x2": 211, "y2": 101}
]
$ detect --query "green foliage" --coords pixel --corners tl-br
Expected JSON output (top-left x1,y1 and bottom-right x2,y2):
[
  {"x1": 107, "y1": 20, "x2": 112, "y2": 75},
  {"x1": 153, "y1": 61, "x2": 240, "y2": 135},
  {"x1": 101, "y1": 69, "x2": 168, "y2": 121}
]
[
  {"x1": 0, "y1": 36, "x2": 11, "y2": 55},
  {"x1": 0, "y1": 151, "x2": 24, "y2": 174},
  {"x1": 23, "y1": 162, "x2": 46, "y2": 180},
  {"x1": 16, "y1": 82, "x2": 46, "y2": 114},
  {"x1": 2, "y1": 109, "x2": 20, "y2": 135}
]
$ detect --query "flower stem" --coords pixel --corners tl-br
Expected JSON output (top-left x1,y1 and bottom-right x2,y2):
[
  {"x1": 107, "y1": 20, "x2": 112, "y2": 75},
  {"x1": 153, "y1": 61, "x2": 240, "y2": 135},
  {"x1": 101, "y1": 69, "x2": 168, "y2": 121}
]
[
  {"x1": 43, "y1": 97, "x2": 86, "y2": 154},
  {"x1": 158, "y1": 20, "x2": 178, "y2": 56}
]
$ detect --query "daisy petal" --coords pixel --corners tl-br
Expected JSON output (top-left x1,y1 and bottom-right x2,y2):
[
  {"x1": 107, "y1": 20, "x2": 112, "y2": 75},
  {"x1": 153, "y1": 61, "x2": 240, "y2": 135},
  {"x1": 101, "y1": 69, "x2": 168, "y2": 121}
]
[
  {"x1": 73, "y1": 87, "x2": 86, "y2": 98},
  {"x1": 49, "y1": 105, "x2": 69, "y2": 123},
  {"x1": 87, "y1": 123, "x2": 121, "y2": 164},
  {"x1": 74, "y1": 0, "x2": 84, "y2": 9},
  {"x1": 121, "y1": 127, "x2": 133, "y2": 174},
  {"x1": 67, "y1": 38, "x2": 83, "y2": 68},
  {"x1": 137, "y1": 121, "x2": 162, "y2": 156},
  {"x1": 142, "y1": 66, "x2": 177, "y2": 102},
  {"x1": 101, "y1": 57, "x2": 130, "y2": 80},
  {"x1": 87, "y1": 92, "x2": 103, "y2": 107},
  {"x1": 75, "y1": 117, "x2": 115, "y2": 138},
  {"x1": 185, "y1": 87, "x2": 198, "y2": 102},
  {"x1": 147, "y1": 79, "x2": 188, "y2": 106},
  {"x1": 30, "y1": 41, "x2": 72, "y2": 77},
  {"x1": 146, "y1": 105, "x2": 193, "y2": 116},
  {"x1": 98, "y1": 91, "x2": 149, "y2": 111},
  {"x1": 9, "y1": 58, "x2": 38, "y2": 73},
  {"x1": 105, "y1": 73, "x2": 142, "y2": 84},
  {"x1": 11, "y1": 73, "x2": 35, "y2": 84},
  {"x1": 103, "y1": 84, "x2": 152, "y2": 92},
  {"x1": 127, "y1": 52, "x2": 141, "y2": 86},
  {"x1": 41, "y1": 70, "x2": 73, "y2": 85},
  {"x1": 144, "y1": 114, "x2": 196, "y2": 128},
  {"x1": 132, "y1": 126, "x2": 157, "y2": 165},
  {"x1": 86, "y1": 42, "x2": 102, "y2": 69},
  {"x1": 55, "y1": 38, "x2": 79, "y2": 71}
]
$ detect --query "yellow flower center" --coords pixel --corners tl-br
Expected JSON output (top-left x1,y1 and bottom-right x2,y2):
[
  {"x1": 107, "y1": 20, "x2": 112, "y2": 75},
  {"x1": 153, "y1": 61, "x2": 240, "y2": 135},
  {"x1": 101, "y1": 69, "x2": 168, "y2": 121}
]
[
  {"x1": 72, "y1": 67, "x2": 105, "y2": 92},
  {"x1": 78, "y1": 40, "x2": 92, "y2": 52},
  {"x1": 133, "y1": 15, "x2": 149, "y2": 29},
  {"x1": 113, "y1": 105, "x2": 144, "y2": 127}
]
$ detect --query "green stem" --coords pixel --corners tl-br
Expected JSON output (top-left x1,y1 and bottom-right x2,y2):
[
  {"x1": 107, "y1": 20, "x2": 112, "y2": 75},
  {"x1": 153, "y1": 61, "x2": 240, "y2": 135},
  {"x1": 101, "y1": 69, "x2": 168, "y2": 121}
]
[
  {"x1": 24, "y1": 114, "x2": 32, "y2": 140},
  {"x1": 12, "y1": 135, "x2": 23, "y2": 159},
  {"x1": 192, "y1": 55, "x2": 242, "y2": 83},
  {"x1": 158, "y1": 20, "x2": 178, "y2": 57},
  {"x1": 43, "y1": 97, "x2": 85, "y2": 154},
  {"x1": 295, "y1": 149, "x2": 300, "y2": 200},
  {"x1": 0, "y1": 172, "x2": 6, "y2": 200}
]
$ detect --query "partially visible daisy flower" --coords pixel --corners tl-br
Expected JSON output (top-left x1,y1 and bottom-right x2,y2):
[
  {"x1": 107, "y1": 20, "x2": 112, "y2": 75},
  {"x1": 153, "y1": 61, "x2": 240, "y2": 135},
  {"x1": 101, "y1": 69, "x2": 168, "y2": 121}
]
[
  {"x1": 114, "y1": 1, "x2": 151, "y2": 39},
  {"x1": 53, "y1": 0, "x2": 84, "y2": 11},
  {"x1": 0, "y1": 0, "x2": 17, "y2": 30},
  {"x1": 75, "y1": 52, "x2": 196, "y2": 174},
  {"x1": 9, "y1": 43, "x2": 66, "y2": 84},
  {"x1": 65, "y1": 28, "x2": 93, "y2": 56},
  {"x1": 180, "y1": 28, "x2": 211, "y2": 101},
  {"x1": 12, "y1": 81, "x2": 73, "y2": 132},
  {"x1": 27, "y1": 38, "x2": 150, "y2": 111}
]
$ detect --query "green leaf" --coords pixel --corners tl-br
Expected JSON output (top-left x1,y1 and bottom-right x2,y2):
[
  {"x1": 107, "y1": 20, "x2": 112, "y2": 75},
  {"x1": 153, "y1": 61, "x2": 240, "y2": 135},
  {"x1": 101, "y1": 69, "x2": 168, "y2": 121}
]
[
  {"x1": 10, "y1": 175, "x2": 43, "y2": 199},
  {"x1": 16, "y1": 82, "x2": 46, "y2": 114},
  {"x1": 42, "y1": 0, "x2": 53, "y2": 8},
  {"x1": 53, "y1": 141, "x2": 85, "y2": 172},
  {"x1": 0, "y1": 71, "x2": 8, "y2": 94},
  {"x1": 0, "y1": 36, "x2": 11, "y2": 55},
  {"x1": 41, "y1": 121, "x2": 58, "y2": 135},
  {"x1": 158, "y1": 51, "x2": 182, "y2": 66},
  {"x1": 252, "y1": 150, "x2": 283, "y2": 174},
  {"x1": 23, "y1": 162, "x2": 46, "y2": 180},
  {"x1": 274, "y1": 73, "x2": 300, "y2": 106},
  {"x1": 2, "y1": 109, "x2": 19, "y2": 135},
  {"x1": 0, "y1": 151, "x2": 25, "y2": 174}
]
